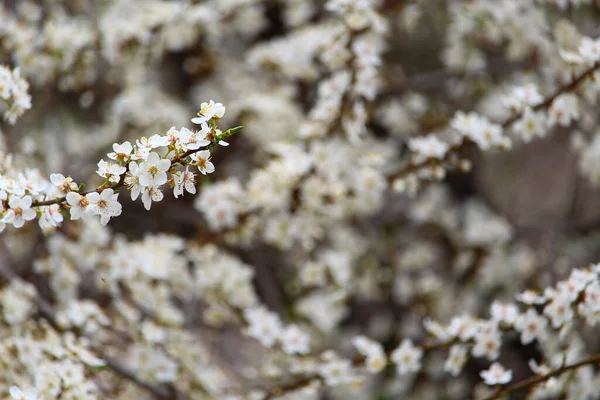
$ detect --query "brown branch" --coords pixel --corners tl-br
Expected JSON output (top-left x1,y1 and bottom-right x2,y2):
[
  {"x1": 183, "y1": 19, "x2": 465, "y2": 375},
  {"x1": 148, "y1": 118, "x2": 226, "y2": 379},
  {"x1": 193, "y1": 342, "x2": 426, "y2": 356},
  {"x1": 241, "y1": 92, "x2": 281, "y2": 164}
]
[
  {"x1": 484, "y1": 353, "x2": 600, "y2": 400},
  {"x1": 502, "y1": 61, "x2": 600, "y2": 128},
  {"x1": 264, "y1": 375, "x2": 319, "y2": 400},
  {"x1": 387, "y1": 60, "x2": 600, "y2": 182},
  {"x1": 263, "y1": 334, "x2": 460, "y2": 400},
  {"x1": 32, "y1": 147, "x2": 199, "y2": 208},
  {"x1": 31, "y1": 125, "x2": 240, "y2": 208},
  {"x1": 379, "y1": 57, "x2": 534, "y2": 98}
]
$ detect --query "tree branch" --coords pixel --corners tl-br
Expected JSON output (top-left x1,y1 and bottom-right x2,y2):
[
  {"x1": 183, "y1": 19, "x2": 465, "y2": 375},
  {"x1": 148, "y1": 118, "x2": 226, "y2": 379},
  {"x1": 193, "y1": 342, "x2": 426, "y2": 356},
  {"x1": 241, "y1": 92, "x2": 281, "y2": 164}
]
[
  {"x1": 387, "y1": 61, "x2": 600, "y2": 182},
  {"x1": 484, "y1": 353, "x2": 600, "y2": 400}
]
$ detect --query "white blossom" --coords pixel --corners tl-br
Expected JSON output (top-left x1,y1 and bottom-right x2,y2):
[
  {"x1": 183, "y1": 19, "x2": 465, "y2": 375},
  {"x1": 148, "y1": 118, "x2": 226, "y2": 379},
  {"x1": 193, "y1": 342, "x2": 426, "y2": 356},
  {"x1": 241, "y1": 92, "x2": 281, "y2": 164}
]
[
  {"x1": 172, "y1": 167, "x2": 196, "y2": 198},
  {"x1": 190, "y1": 150, "x2": 215, "y2": 175},
  {"x1": 2, "y1": 195, "x2": 36, "y2": 228},
  {"x1": 352, "y1": 335, "x2": 386, "y2": 373},
  {"x1": 244, "y1": 307, "x2": 282, "y2": 348},
  {"x1": 444, "y1": 345, "x2": 468, "y2": 376},
  {"x1": 138, "y1": 152, "x2": 171, "y2": 187},
  {"x1": 390, "y1": 339, "x2": 423, "y2": 375},
  {"x1": 480, "y1": 362, "x2": 512, "y2": 385},
  {"x1": 85, "y1": 189, "x2": 122, "y2": 226},
  {"x1": 191, "y1": 100, "x2": 226, "y2": 124},
  {"x1": 514, "y1": 308, "x2": 548, "y2": 345},
  {"x1": 281, "y1": 325, "x2": 310, "y2": 355}
]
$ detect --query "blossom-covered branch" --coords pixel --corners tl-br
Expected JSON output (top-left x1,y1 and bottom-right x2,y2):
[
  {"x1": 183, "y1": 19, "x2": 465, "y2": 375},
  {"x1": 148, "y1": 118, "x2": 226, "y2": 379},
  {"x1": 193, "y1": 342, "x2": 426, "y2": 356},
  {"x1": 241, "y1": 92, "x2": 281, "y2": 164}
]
[
  {"x1": 1, "y1": 100, "x2": 240, "y2": 231},
  {"x1": 390, "y1": 52, "x2": 600, "y2": 193},
  {"x1": 484, "y1": 353, "x2": 600, "y2": 400}
]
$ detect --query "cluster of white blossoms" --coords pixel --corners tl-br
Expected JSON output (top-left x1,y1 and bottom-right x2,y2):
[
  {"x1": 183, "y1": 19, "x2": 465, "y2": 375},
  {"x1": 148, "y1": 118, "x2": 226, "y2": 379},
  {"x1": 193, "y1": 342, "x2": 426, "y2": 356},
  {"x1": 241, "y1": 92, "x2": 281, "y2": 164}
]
[
  {"x1": 0, "y1": 99, "x2": 238, "y2": 230},
  {"x1": 192, "y1": 0, "x2": 393, "y2": 253},
  {"x1": 391, "y1": 30, "x2": 600, "y2": 194},
  {"x1": 0, "y1": 65, "x2": 32, "y2": 124},
  {"x1": 4, "y1": 0, "x2": 600, "y2": 399}
]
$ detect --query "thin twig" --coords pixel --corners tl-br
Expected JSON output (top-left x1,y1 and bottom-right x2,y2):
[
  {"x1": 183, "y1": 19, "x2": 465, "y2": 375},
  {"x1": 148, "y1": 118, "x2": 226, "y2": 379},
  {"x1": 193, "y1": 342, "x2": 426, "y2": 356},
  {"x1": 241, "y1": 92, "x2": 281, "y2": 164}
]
[
  {"x1": 31, "y1": 126, "x2": 239, "y2": 208},
  {"x1": 264, "y1": 375, "x2": 319, "y2": 400},
  {"x1": 387, "y1": 61, "x2": 600, "y2": 182},
  {"x1": 484, "y1": 353, "x2": 600, "y2": 400}
]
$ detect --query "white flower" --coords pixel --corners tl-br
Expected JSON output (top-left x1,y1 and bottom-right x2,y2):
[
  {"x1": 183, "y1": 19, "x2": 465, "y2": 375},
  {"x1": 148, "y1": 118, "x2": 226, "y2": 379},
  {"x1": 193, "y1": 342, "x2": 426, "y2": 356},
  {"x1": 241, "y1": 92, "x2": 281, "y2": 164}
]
[
  {"x1": 139, "y1": 152, "x2": 171, "y2": 187},
  {"x1": 130, "y1": 144, "x2": 151, "y2": 161},
  {"x1": 163, "y1": 127, "x2": 181, "y2": 147},
  {"x1": 450, "y1": 111, "x2": 507, "y2": 150},
  {"x1": 390, "y1": 339, "x2": 423, "y2": 375},
  {"x1": 480, "y1": 362, "x2": 512, "y2": 385},
  {"x1": 490, "y1": 302, "x2": 519, "y2": 326},
  {"x1": 153, "y1": 133, "x2": 173, "y2": 148},
  {"x1": 191, "y1": 100, "x2": 226, "y2": 124},
  {"x1": 96, "y1": 159, "x2": 126, "y2": 184},
  {"x1": 38, "y1": 204, "x2": 63, "y2": 231},
  {"x1": 352, "y1": 335, "x2": 386, "y2": 373},
  {"x1": 555, "y1": 272, "x2": 588, "y2": 302},
  {"x1": 510, "y1": 84, "x2": 543, "y2": 107},
  {"x1": 9, "y1": 386, "x2": 41, "y2": 400},
  {"x1": 407, "y1": 135, "x2": 450, "y2": 163},
  {"x1": 49, "y1": 173, "x2": 78, "y2": 192},
  {"x1": 2, "y1": 195, "x2": 36, "y2": 228},
  {"x1": 85, "y1": 188, "x2": 122, "y2": 226},
  {"x1": 578, "y1": 36, "x2": 600, "y2": 63},
  {"x1": 107, "y1": 141, "x2": 134, "y2": 162},
  {"x1": 18, "y1": 172, "x2": 44, "y2": 196},
  {"x1": 173, "y1": 167, "x2": 196, "y2": 199},
  {"x1": 2, "y1": 280, "x2": 35, "y2": 324},
  {"x1": 515, "y1": 289, "x2": 546, "y2": 305},
  {"x1": 244, "y1": 307, "x2": 282, "y2": 348},
  {"x1": 141, "y1": 320, "x2": 166, "y2": 343},
  {"x1": 579, "y1": 281, "x2": 600, "y2": 326},
  {"x1": 177, "y1": 125, "x2": 211, "y2": 151},
  {"x1": 281, "y1": 325, "x2": 310, "y2": 355},
  {"x1": 190, "y1": 150, "x2": 215, "y2": 175},
  {"x1": 528, "y1": 359, "x2": 551, "y2": 376},
  {"x1": 514, "y1": 108, "x2": 547, "y2": 142},
  {"x1": 548, "y1": 94, "x2": 579, "y2": 127},
  {"x1": 423, "y1": 318, "x2": 451, "y2": 341},
  {"x1": 444, "y1": 345, "x2": 468, "y2": 376},
  {"x1": 514, "y1": 308, "x2": 547, "y2": 345},
  {"x1": 447, "y1": 313, "x2": 479, "y2": 341},
  {"x1": 318, "y1": 357, "x2": 354, "y2": 387},
  {"x1": 471, "y1": 323, "x2": 501, "y2": 361},
  {"x1": 141, "y1": 186, "x2": 164, "y2": 211},
  {"x1": 125, "y1": 162, "x2": 143, "y2": 200},
  {"x1": 560, "y1": 48, "x2": 585, "y2": 64},
  {"x1": 1, "y1": 177, "x2": 25, "y2": 196},
  {"x1": 543, "y1": 294, "x2": 574, "y2": 329},
  {"x1": 0, "y1": 66, "x2": 31, "y2": 124},
  {"x1": 352, "y1": 38, "x2": 381, "y2": 67},
  {"x1": 137, "y1": 135, "x2": 168, "y2": 150},
  {"x1": 66, "y1": 192, "x2": 93, "y2": 220}
]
